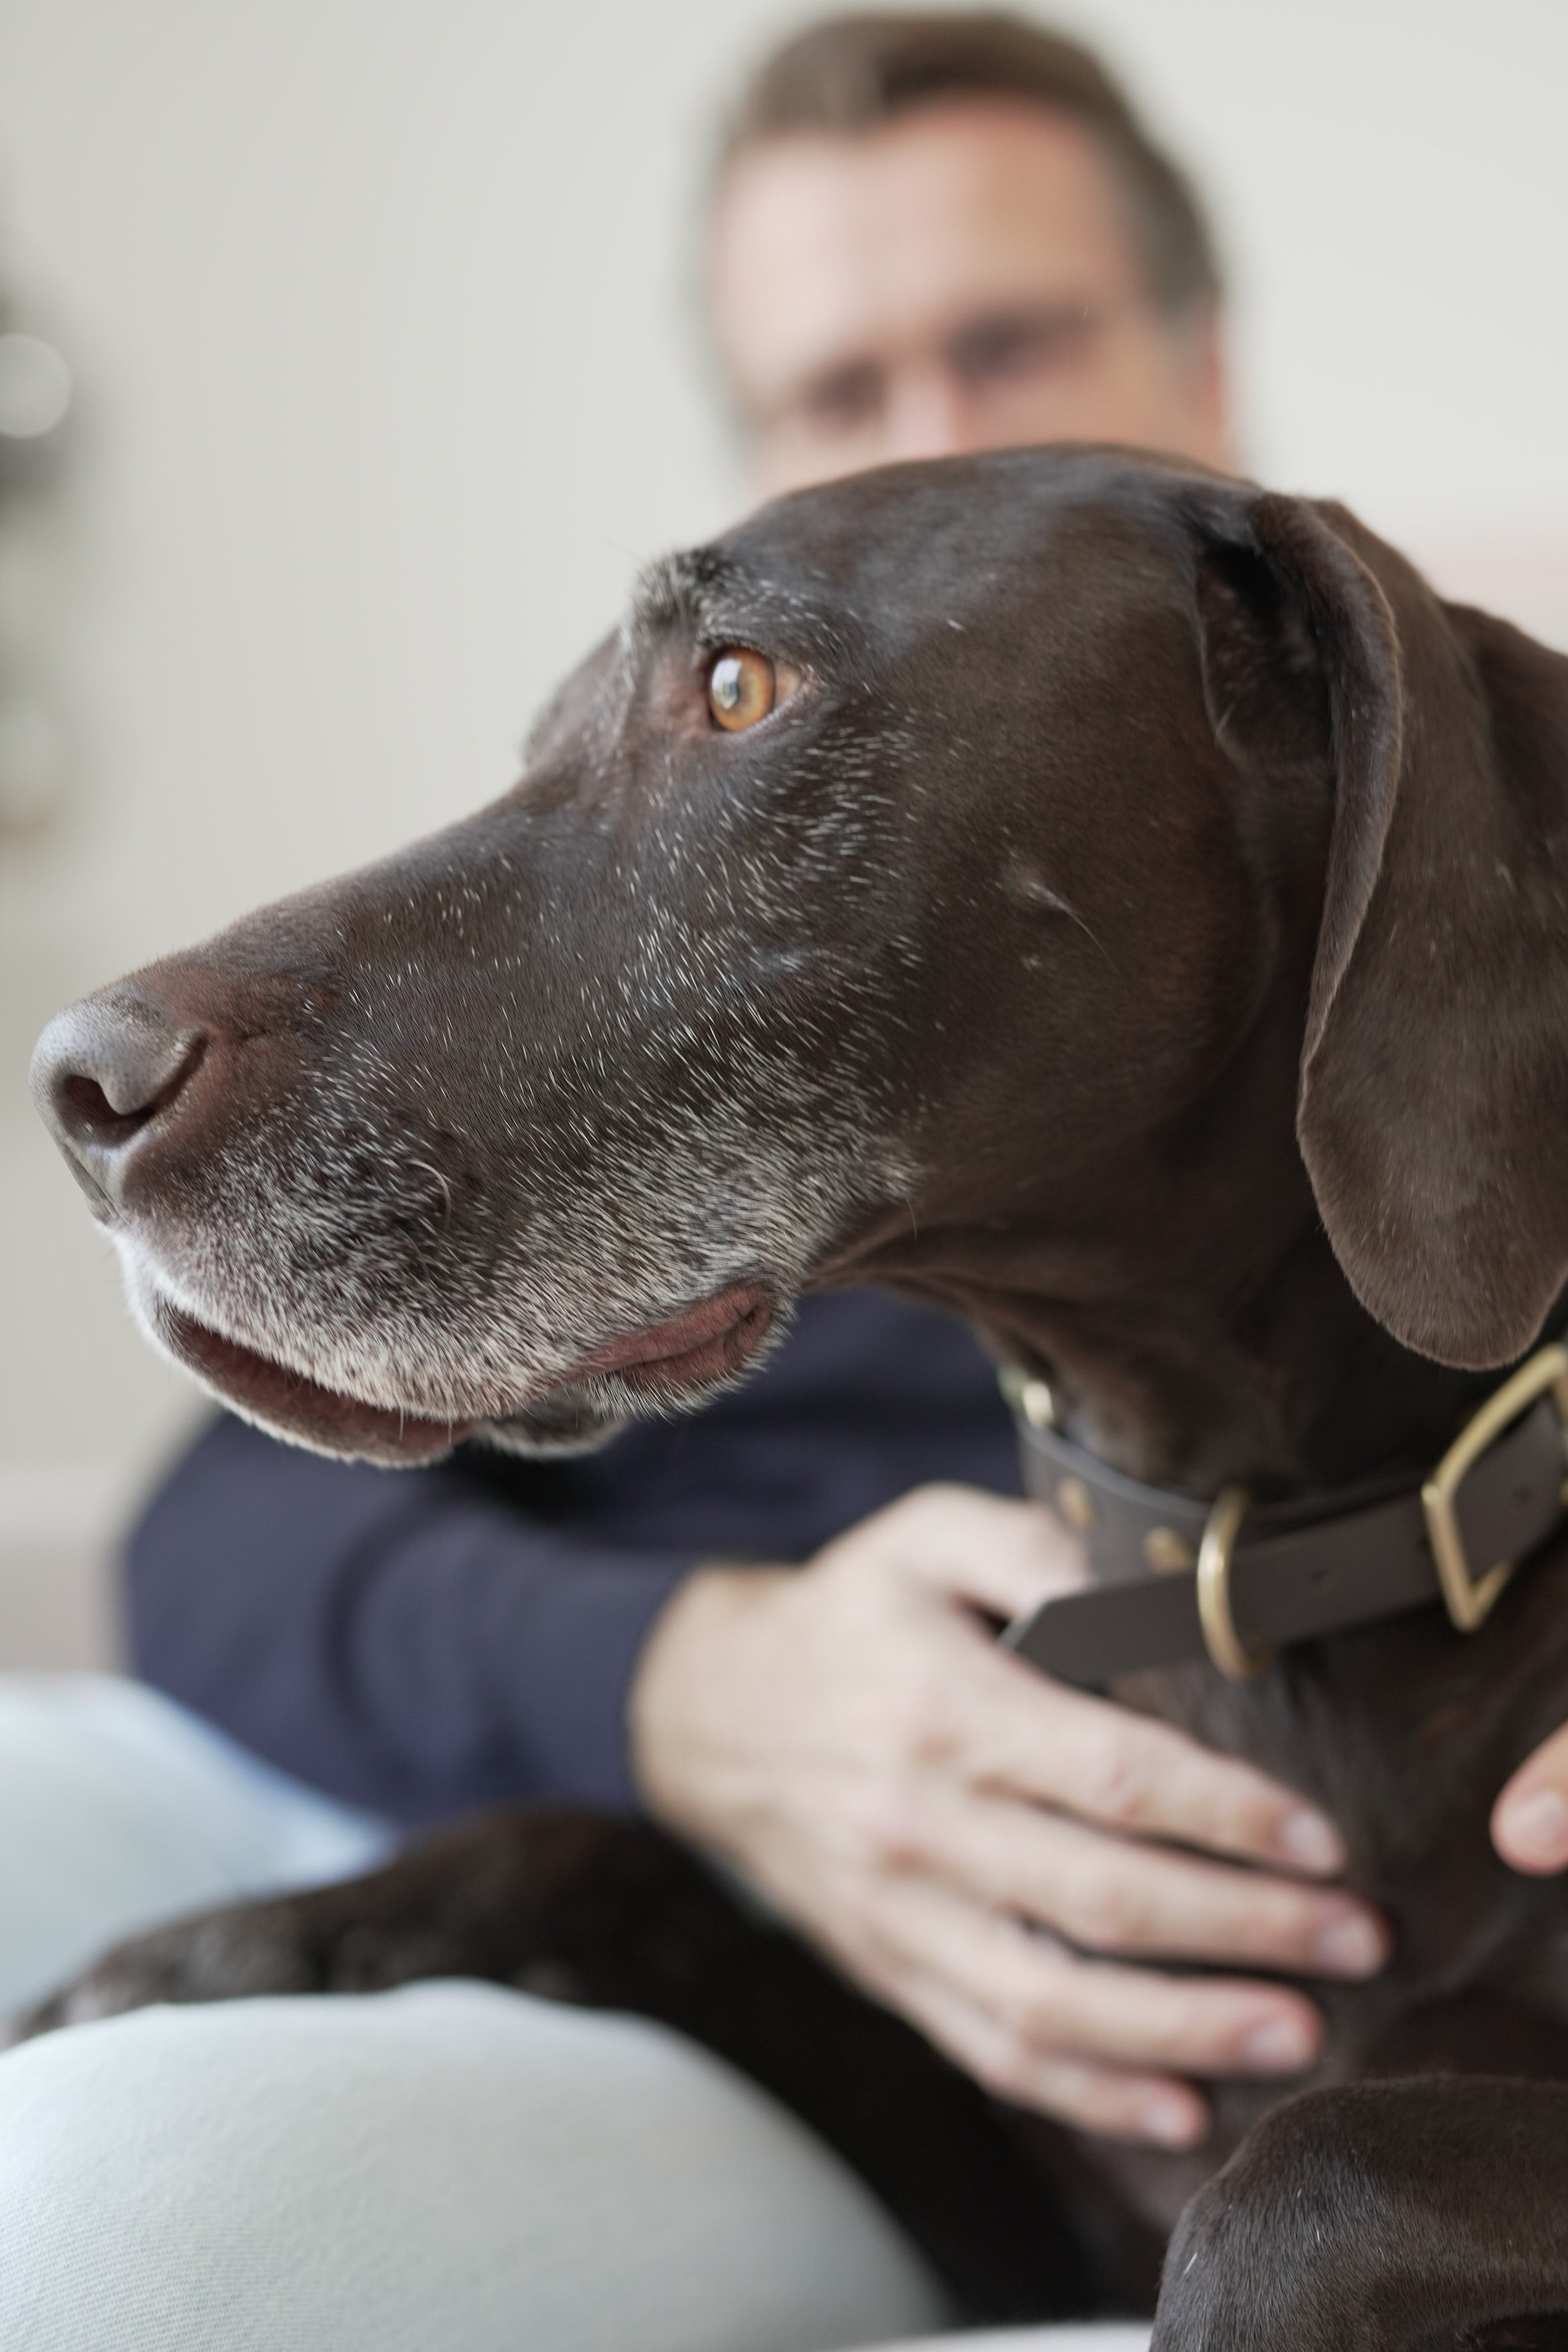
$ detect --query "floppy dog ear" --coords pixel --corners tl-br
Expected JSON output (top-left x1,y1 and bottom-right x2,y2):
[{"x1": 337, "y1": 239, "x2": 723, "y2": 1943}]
[{"x1": 1195, "y1": 487, "x2": 1568, "y2": 1369}]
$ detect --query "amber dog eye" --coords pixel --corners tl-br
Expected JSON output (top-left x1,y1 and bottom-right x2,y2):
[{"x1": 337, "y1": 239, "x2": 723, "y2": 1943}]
[{"x1": 707, "y1": 648, "x2": 778, "y2": 732}]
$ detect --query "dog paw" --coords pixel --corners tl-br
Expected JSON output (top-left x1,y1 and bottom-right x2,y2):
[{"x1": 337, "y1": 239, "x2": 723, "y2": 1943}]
[
  {"x1": 1150, "y1": 2090, "x2": 1384, "y2": 2352},
  {"x1": 6, "y1": 1898, "x2": 323, "y2": 2043},
  {"x1": 1149, "y1": 2177, "x2": 1253, "y2": 2352}
]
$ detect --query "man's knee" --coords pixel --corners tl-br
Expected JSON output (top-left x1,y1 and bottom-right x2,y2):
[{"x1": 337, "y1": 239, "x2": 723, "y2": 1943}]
[
  {"x1": 0, "y1": 1983, "x2": 948, "y2": 2352},
  {"x1": 0, "y1": 1674, "x2": 389, "y2": 2014}
]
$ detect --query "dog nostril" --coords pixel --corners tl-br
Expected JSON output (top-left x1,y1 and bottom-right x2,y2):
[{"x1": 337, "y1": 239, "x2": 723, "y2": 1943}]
[
  {"x1": 31, "y1": 995, "x2": 207, "y2": 1170},
  {"x1": 58, "y1": 1067, "x2": 184, "y2": 1148}
]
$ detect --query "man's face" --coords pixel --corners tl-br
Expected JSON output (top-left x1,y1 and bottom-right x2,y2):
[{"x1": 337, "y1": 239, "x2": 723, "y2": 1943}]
[{"x1": 709, "y1": 98, "x2": 1233, "y2": 497}]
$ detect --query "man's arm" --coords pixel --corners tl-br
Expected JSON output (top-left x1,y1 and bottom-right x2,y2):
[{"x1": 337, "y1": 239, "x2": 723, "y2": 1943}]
[
  {"x1": 126, "y1": 1414, "x2": 694, "y2": 1822},
  {"x1": 124, "y1": 1292, "x2": 1024, "y2": 1824},
  {"x1": 126, "y1": 1291, "x2": 1387, "y2": 2145}
]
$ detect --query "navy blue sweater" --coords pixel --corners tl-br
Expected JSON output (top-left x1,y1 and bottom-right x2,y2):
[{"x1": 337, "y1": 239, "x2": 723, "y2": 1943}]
[{"x1": 126, "y1": 1293, "x2": 1022, "y2": 1825}]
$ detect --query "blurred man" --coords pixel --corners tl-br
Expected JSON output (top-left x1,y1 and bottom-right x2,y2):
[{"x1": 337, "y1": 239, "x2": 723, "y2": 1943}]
[
  {"x1": 5, "y1": 15, "x2": 1567, "y2": 2349},
  {"x1": 709, "y1": 12, "x2": 1230, "y2": 491}
]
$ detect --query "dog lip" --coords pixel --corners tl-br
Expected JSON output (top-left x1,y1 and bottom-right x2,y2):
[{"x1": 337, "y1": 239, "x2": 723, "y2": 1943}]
[
  {"x1": 151, "y1": 1300, "x2": 472, "y2": 1465},
  {"x1": 552, "y1": 1283, "x2": 773, "y2": 1395},
  {"x1": 146, "y1": 1284, "x2": 770, "y2": 1461}
]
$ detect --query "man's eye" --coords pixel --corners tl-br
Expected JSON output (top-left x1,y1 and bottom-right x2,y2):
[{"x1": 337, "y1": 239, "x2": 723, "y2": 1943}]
[
  {"x1": 707, "y1": 648, "x2": 780, "y2": 732},
  {"x1": 948, "y1": 304, "x2": 1101, "y2": 389},
  {"x1": 798, "y1": 362, "x2": 883, "y2": 436}
]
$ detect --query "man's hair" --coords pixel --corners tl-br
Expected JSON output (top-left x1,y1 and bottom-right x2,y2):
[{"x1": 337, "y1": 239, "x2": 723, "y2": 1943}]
[{"x1": 715, "y1": 11, "x2": 1221, "y2": 315}]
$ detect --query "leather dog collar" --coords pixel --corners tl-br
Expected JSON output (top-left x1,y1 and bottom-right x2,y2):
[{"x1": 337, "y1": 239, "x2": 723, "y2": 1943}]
[{"x1": 1001, "y1": 1344, "x2": 1568, "y2": 1689}]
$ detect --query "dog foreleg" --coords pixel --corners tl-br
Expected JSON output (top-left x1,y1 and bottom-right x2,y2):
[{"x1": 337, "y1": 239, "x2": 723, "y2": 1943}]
[
  {"x1": 10, "y1": 1802, "x2": 1089, "y2": 2323},
  {"x1": 1152, "y1": 2075, "x2": 1568, "y2": 2352}
]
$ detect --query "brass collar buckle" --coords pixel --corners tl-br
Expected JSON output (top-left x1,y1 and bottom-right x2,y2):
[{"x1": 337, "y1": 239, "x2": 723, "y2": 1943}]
[
  {"x1": 1420, "y1": 1343, "x2": 1568, "y2": 1633},
  {"x1": 1188, "y1": 1343, "x2": 1568, "y2": 1675},
  {"x1": 1196, "y1": 1483, "x2": 1273, "y2": 1681}
]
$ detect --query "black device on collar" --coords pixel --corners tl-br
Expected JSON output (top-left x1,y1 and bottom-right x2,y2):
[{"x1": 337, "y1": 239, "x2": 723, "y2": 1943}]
[{"x1": 1001, "y1": 1345, "x2": 1568, "y2": 1687}]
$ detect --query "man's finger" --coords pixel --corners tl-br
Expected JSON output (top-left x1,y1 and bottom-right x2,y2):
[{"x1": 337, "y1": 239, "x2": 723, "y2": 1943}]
[
  {"x1": 902, "y1": 1790, "x2": 1387, "y2": 1976},
  {"x1": 958, "y1": 1658, "x2": 1349, "y2": 1879},
  {"x1": 870, "y1": 1484, "x2": 1091, "y2": 1622},
  {"x1": 865, "y1": 1878, "x2": 1328, "y2": 2081},
  {"x1": 1492, "y1": 1720, "x2": 1568, "y2": 1873},
  {"x1": 889, "y1": 1966, "x2": 1211, "y2": 2145},
  {"x1": 860, "y1": 1486, "x2": 1357, "y2": 1890}
]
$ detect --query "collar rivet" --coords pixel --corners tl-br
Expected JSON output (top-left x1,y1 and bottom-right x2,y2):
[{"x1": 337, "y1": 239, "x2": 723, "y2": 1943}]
[
  {"x1": 1055, "y1": 1475, "x2": 1097, "y2": 1531},
  {"x1": 1144, "y1": 1526, "x2": 1195, "y2": 1573}
]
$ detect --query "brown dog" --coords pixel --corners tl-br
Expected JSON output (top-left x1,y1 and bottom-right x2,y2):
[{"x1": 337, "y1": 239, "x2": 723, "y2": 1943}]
[{"x1": 30, "y1": 449, "x2": 1568, "y2": 2345}]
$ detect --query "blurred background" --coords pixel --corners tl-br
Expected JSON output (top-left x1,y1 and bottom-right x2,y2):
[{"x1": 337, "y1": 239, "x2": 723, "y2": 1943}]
[{"x1": 2, "y1": 0, "x2": 1565, "y2": 1665}]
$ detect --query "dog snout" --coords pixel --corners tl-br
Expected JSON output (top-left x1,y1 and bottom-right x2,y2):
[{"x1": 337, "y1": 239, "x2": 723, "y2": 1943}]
[{"x1": 31, "y1": 992, "x2": 207, "y2": 1209}]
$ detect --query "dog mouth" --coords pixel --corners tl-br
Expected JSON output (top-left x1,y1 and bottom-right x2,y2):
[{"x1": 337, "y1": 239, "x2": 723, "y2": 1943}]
[
  {"x1": 148, "y1": 1297, "x2": 476, "y2": 1465},
  {"x1": 146, "y1": 1283, "x2": 774, "y2": 1466},
  {"x1": 558, "y1": 1285, "x2": 773, "y2": 1393}
]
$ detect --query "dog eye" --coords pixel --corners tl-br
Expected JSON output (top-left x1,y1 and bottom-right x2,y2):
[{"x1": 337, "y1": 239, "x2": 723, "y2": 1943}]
[{"x1": 707, "y1": 648, "x2": 781, "y2": 732}]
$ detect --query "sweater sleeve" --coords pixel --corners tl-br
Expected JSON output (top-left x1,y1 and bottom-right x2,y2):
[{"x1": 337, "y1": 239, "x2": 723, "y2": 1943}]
[
  {"x1": 124, "y1": 1416, "x2": 693, "y2": 1823},
  {"x1": 124, "y1": 1294, "x2": 1022, "y2": 1826}
]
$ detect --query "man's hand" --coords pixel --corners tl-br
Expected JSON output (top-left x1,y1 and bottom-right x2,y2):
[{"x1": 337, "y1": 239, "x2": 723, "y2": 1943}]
[
  {"x1": 629, "y1": 1484, "x2": 1387, "y2": 2148},
  {"x1": 1493, "y1": 1724, "x2": 1568, "y2": 1873}
]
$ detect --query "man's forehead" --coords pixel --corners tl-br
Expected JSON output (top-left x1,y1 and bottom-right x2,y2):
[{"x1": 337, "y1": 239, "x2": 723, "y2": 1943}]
[{"x1": 709, "y1": 99, "x2": 1144, "y2": 409}]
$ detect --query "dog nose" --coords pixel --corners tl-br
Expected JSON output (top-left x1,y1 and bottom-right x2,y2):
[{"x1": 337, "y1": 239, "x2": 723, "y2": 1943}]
[{"x1": 31, "y1": 993, "x2": 206, "y2": 1206}]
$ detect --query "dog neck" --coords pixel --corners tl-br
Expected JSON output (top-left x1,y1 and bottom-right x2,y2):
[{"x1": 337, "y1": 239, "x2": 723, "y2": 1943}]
[
  {"x1": 843, "y1": 999, "x2": 1498, "y2": 1503},
  {"x1": 868, "y1": 1214, "x2": 1491, "y2": 1503}
]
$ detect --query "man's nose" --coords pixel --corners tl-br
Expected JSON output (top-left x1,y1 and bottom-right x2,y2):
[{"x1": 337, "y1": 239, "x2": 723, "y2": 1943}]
[
  {"x1": 877, "y1": 366, "x2": 977, "y2": 464},
  {"x1": 30, "y1": 991, "x2": 207, "y2": 1209}
]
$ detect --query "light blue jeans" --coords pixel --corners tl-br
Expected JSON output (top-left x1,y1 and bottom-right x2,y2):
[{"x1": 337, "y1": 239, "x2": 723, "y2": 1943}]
[
  {"x1": 0, "y1": 1675, "x2": 1150, "y2": 2352},
  {"x1": 0, "y1": 1675, "x2": 961, "y2": 2351}
]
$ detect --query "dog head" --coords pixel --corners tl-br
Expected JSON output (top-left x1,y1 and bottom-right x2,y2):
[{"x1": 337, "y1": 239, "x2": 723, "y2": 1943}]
[{"x1": 32, "y1": 449, "x2": 1568, "y2": 1465}]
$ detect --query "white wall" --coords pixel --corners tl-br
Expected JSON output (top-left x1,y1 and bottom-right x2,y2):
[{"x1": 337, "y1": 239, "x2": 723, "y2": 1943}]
[{"x1": 2, "y1": 0, "x2": 1566, "y2": 1526}]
